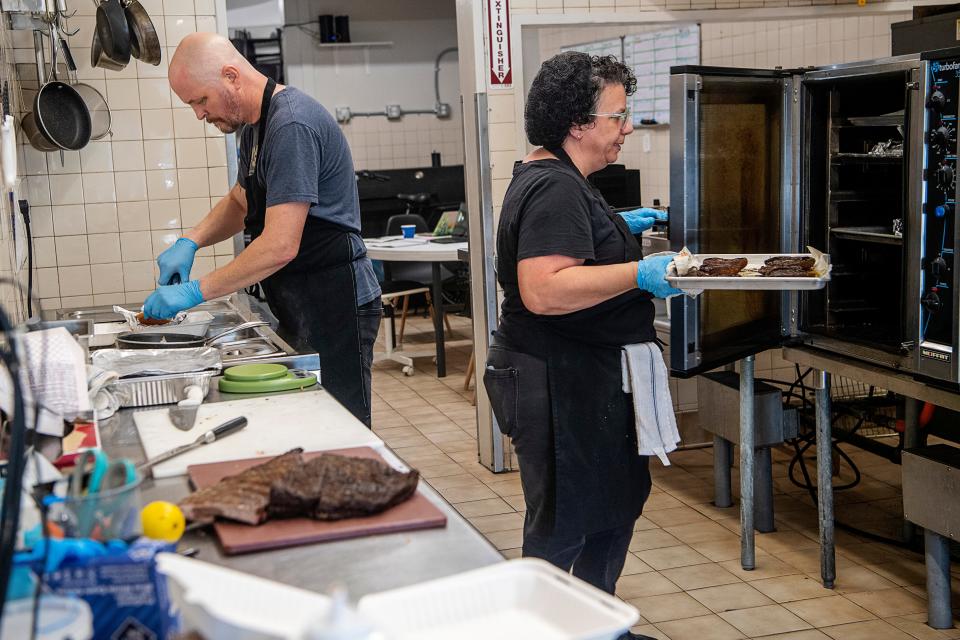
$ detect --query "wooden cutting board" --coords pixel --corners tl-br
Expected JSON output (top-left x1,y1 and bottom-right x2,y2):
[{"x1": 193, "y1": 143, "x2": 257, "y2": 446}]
[{"x1": 186, "y1": 447, "x2": 447, "y2": 555}]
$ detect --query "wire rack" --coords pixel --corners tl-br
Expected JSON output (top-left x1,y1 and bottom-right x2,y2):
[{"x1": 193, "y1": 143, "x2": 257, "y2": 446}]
[{"x1": 830, "y1": 375, "x2": 899, "y2": 439}]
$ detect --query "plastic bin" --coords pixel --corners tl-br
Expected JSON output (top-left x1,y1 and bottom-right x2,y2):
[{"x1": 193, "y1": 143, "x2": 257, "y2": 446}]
[
  {"x1": 1, "y1": 595, "x2": 93, "y2": 640},
  {"x1": 357, "y1": 558, "x2": 639, "y2": 640},
  {"x1": 156, "y1": 553, "x2": 332, "y2": 640},
  {"x1": 47, "y1": 474, "x2": 143, "y2": 542}
]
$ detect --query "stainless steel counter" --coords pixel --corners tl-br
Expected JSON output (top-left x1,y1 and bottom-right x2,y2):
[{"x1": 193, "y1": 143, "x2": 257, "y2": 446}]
[{"x1": 101, "y1": 384, "x2": 503, "y2": 601}]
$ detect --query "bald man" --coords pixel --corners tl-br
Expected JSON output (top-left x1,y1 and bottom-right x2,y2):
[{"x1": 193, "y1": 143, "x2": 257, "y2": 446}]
[{"x1": 143, "y1": 33, "x2": 381, "y2": 426}]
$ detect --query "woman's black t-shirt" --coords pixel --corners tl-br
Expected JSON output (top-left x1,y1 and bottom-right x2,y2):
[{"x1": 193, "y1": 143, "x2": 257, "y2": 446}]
[{"x1": 495, "y1": 157, "x2": 657, "y2": 354}]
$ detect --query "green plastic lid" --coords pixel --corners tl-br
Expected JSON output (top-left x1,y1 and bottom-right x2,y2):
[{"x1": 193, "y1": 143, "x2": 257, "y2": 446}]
[
  {"x1": 218, "y1": 371, "x2": 318, "y2": 394},
  {"x1": 223, "y1": 363, "x2": 289, "y2": 381}
]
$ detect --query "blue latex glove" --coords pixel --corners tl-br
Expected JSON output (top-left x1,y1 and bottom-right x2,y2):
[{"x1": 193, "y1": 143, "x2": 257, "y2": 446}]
[
  {"x1": 618, "y1": 207, "x2": 668, "y2": 234},
  {"x1": 143, "y1": 280, "x2": 204, "y2": 319},
  {"x1": 157, "y1": 237, "x2": 198, "y2": 286},
  {"x1": 637, "y1": 255, "x2": 682, "y2": 299}
]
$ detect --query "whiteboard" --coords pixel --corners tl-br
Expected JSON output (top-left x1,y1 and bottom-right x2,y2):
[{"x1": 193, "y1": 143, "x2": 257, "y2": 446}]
[
  {"x1": 560, "y1": 37, "x2": 624, "y2": 62},
  {"x1": 557, "y1": 26, "x2": 700, "y2": 126},
  {"x1": 624, "y1": 25, "x2": 700, "y2": 125}
]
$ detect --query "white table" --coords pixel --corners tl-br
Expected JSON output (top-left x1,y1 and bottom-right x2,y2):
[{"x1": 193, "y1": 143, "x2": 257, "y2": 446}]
[{"x1": 365, "y1": 236, "x2": 468, "y2": 377}]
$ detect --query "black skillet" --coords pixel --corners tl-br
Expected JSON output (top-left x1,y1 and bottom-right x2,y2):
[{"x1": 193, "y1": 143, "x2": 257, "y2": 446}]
[
  {"x1": 95, "y1": 0, "x2": 131, "y2": 66},
  {"x1": 115, "y1": 332, "x2": 205, "y2": 349},
  {"x1": 34, "y1": 28, "x2": 91, "y2": 151},
  {"x1": 115, "y1": 321, "x2": 270, "y2": 349}
]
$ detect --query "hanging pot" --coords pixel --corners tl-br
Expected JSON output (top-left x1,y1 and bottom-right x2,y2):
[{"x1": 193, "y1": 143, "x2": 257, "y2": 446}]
[
  {"x1": 91, "y1": 29, "x2": 125, "y2": 71},
  {"x1": 123, "y1": 0, "x2": 161, "y2": 66},
  {"x1": 59, "y1": 37, "x2": 111, "y2": 140}
]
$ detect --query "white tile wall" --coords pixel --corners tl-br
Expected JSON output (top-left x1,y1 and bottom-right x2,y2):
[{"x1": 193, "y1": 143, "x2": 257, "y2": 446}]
[
  {"x1": 337, "y1": 113, "x2": 466, "y2": 171},
  {"x1": 12, "y1": 0, "x2": 231, "y2": 310}
]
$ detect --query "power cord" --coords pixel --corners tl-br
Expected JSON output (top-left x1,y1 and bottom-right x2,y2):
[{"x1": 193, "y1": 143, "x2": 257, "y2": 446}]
[{"x1": 770, "y1": 364, "x2": 920, "y2": 551}]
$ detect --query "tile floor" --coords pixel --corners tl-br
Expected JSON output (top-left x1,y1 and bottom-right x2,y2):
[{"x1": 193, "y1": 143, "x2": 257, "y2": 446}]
[{"x1": 371, "y1": 314, "x2": 960, "y2": 639}]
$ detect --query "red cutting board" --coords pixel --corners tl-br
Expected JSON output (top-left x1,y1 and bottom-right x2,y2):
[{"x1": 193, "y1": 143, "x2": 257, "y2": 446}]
[{"x1": 186, "y1": 447, "x2": 447, "y2": 555}]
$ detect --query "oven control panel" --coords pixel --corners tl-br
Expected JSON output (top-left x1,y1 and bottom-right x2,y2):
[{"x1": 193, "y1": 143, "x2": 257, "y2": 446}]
[{"x1": 920, "y1": 55, "x2": 960, "y2": 360}]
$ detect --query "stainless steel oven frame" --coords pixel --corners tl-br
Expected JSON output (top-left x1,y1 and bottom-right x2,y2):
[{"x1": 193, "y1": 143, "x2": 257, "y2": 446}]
[{"x1": 669, "y1": 54, "x2": 960, "y2": 386}]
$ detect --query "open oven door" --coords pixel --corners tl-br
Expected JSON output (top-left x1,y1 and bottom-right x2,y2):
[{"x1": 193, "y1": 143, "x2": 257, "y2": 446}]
[{"x1": 669, "y1": 67, "x2": 799, "y2": 377}]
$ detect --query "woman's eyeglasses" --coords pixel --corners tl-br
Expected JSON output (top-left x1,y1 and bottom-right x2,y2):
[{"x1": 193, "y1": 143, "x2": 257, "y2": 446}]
[{"x1": 589, "y1": 109, "x2": 631, "y2": 131}]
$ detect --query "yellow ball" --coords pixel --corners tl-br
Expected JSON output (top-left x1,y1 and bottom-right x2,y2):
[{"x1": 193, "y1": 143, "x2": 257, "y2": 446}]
[{"x1": 140, "y1": 501, "x2": 186, "y2": 542}]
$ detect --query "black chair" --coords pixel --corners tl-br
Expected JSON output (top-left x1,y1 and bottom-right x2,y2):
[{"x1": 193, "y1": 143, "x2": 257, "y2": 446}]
[{"x1": 385, "y1": 213, "x2": 429, "y2": 236}]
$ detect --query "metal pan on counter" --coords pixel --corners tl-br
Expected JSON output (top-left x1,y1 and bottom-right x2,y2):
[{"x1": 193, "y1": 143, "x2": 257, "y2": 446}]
[{"x1": 116, "y1": 321, "x2": 269, "y2": 349}]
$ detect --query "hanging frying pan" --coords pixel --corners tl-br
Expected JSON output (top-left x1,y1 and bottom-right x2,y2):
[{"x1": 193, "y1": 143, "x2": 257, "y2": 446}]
[
  {"x1": 27, "y1": 29, "x2": 91, "y2": 151},
  {"x1": 22, "y1": 31, "x2": 58, "y2": 152},
  {"x1": 95, "y1": 0, "x2": 130, "y2": 65},
  {"x1": 124, "y1": 0, "x2": 161, "y2": 66},
  {"x1": 37, "y1": 28, "x2": 91, "y2": 150}
]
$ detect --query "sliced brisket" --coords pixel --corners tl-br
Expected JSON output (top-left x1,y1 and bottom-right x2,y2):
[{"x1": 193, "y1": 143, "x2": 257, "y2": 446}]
[
  {"x1": 270, "y1": 454, "x2": 420, "y2": 521},
  {"x1": 179, "y1": 448, "x2": 305, "y2": 525}
]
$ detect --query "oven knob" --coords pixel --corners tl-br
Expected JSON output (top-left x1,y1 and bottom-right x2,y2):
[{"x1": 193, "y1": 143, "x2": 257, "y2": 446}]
[
  {"x1": 928, "y1": 89, "x2": 946, "y2": 111},
  {"x1": 932, "y1": 255, "x2": 948, "y2": 276},
  {"x1": 923, "y1": 290, "x2": 943, "y2": 313},
  {"x1": 937, "y1": 164, "x2": 955, "y2": 190},
  {"x1": 928, "y1": 126, "x2": 953, "y2": 146}
]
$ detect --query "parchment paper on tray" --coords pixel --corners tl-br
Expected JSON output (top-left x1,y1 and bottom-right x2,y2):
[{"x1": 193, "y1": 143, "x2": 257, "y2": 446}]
[
  {"x1": 668, "y1": 247, "x2": 831, "y2": 292},
  {"x1": 92, "y1": 347, "x2": 222, "y2": 378},
  {"x1": 112, "y1": 306, "x2": 214, "y2": 336}
]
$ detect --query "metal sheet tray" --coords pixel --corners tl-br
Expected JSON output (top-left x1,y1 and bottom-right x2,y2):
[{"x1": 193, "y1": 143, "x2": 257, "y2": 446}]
[{"x1": 666, "y1": 253, "x2": 831, "y2": 291}]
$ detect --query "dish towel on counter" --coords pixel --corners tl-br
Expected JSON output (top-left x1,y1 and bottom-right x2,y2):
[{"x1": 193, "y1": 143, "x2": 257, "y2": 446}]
[{"x1": 620, "y1": 342, "x2": 681, "y2": 465}]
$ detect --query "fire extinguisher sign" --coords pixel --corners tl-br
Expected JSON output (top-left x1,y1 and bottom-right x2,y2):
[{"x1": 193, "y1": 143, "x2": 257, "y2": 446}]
[{"x1": 487, "y1": 0, "x2": 512, "y2": 87}]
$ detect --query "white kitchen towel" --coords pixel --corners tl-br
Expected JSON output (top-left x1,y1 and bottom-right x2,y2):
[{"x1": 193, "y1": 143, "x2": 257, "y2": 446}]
[{"x1": 620, "y1": 342, "x2": 681, "y2": 465}]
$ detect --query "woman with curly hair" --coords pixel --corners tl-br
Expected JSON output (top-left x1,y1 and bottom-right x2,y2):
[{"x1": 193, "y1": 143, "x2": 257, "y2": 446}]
[{"x1": 483, "y1": 51, "x2": 679, "y2": 629}]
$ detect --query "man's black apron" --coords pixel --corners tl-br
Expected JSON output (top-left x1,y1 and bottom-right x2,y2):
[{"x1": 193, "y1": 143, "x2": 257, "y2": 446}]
[
  {"x1": 244, "y1": 78, "x2": 371, "y2": 424},
  {"x1": 485, "y1": 147, "x2": 653, "y2": 540}
]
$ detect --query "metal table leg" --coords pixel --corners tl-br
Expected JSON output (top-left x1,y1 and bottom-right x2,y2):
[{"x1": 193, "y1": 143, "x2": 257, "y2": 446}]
[
  {"x1": 755, "y1": 446, "x2": 775, "y2": 533},
  {"x1": 714, "y1": 435, "x2": 733, "y2": 509},
  {"x1": 815, "y1": 370, "x2": 835, "y2": 589},
  {"x1": 740, "y1": 355, "x2": 755, "y2": 571},
  {"x1": 431, "y1": 262, "x2": 446, "y2": 378},
  {"x1": 902, "y1": 397, "x2": 920, "y2": 543},
  {"x1": 925, "y1": 528, "x2": 953, "y2": 629}
]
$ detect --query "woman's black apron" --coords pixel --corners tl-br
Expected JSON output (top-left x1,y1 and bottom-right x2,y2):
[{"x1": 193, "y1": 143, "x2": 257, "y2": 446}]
[
  {"x1": 244, "y1": 78, "x2": 371, "y2": 423},
  {"x1": 485, "y1": 147, "x2": 654, "y2": 539}
]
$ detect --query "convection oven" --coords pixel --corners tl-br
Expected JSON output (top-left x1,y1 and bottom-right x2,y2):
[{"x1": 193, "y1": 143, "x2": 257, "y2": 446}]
[{"x1": 669, "y1": 48, "x2": 960, "y2": 386}]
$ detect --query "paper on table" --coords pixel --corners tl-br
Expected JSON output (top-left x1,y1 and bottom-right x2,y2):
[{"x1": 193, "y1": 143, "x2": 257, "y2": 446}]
[{"x1": 365, "y1": 237, "x2": 431, "y2": 247}]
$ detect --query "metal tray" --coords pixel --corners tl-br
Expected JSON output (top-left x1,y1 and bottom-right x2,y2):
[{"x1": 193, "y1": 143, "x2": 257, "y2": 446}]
[
  {"x1": 667, "y1": 253, "x2": 831, "y2": 291},
  {"x1": 109, "y1": 371, "x2": 214, "y2": 408}
]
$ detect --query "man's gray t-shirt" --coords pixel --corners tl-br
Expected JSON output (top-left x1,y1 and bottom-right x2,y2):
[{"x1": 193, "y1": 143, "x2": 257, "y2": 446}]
[{"x1": 236, "y1": 87, "x2": 380, "y2": 305}]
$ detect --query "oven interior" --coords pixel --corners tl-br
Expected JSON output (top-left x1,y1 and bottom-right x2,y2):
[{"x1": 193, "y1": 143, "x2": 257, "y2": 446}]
[{"x1": 801, "y1": 71, "x2": 911, "y2": 353}]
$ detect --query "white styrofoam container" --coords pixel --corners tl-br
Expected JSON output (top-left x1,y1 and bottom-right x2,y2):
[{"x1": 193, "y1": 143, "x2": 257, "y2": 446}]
[
  {"x1": 156, "y1": 553, "x2": 332, "y2": 640},
  {"x1": 356, "y1": 558, "x2": 639, "y2": 640}
]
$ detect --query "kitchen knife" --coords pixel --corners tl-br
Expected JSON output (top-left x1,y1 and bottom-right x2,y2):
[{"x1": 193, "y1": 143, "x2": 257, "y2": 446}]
[
  {"x1": 138, "y1": 416, "x2": 247, "y2": 474},
  {"x1": 168, "y1": 385, "x2": 203, "y2": 431}
]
